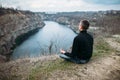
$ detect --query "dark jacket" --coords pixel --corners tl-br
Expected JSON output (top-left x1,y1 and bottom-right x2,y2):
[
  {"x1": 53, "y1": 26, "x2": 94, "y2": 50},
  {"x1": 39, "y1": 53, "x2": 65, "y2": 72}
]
[{"x1": 65, "y1": 30, "x2": 93, "y2": 60}]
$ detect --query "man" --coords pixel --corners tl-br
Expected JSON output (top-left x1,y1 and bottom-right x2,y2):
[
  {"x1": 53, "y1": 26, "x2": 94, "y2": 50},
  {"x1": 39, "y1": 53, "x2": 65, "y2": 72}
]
[{"x1": 60, "y1": 20, "x2": 93, "y2": 64}]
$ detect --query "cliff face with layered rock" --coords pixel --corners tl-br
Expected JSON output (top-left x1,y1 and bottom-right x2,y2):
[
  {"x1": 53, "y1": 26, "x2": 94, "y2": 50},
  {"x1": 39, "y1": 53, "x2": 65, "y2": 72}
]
[{"x1": 0, "y1": 8, "x2": 45, "y2": 61}]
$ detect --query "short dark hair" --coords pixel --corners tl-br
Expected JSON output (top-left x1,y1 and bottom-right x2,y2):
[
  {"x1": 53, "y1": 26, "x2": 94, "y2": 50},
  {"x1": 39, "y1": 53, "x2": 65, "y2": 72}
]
[{"x1": 80, "y1": 20, "x2": 90, "y2": 30}]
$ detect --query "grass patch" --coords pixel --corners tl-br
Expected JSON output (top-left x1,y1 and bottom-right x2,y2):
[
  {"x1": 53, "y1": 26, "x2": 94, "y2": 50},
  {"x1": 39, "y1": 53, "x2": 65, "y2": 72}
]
[
  {"x1": 28, "y1": 59, "x2": 73, "y2": 80},
  {"x1": 29, "y1": 36, "x2": 117, "y2": 80},
  {"x1": 93, "y1": 37, "x2": 114, "y2": 58}
]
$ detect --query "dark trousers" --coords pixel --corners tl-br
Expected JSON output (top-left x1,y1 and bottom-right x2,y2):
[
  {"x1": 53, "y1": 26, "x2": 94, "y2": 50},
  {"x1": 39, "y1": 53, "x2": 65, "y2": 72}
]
[{"x1": 59, "y1": 54, "x2": 89, "y2": 64}]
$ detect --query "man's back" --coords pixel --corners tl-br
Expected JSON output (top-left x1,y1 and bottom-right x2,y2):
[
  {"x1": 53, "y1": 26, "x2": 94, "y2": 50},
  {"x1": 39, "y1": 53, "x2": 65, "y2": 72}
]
[{"x1": 72, "y1": 31, "x2": 93, "y2": 60}]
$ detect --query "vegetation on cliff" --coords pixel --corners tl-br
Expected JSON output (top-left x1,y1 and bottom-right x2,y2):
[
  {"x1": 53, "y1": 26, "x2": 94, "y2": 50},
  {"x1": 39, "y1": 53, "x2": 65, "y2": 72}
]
[
  {"x1": 39, "y1": 10, "x2": 120, "y2": 34},
  {"x1": 0, "y1": 7, "x2": 45, "y2": 61},
  {"x1": 0, "y1": 36, "x2": 120, "y2": 80},
  {"x1": 0, "y1": 7, "x2": 120, "y2": 80}
]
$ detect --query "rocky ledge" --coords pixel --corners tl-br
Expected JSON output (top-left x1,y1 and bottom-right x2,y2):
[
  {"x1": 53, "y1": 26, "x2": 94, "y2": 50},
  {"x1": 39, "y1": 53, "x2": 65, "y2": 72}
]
[{"x1": 0, "y1": 8, "x2": 45, "y2": 62}]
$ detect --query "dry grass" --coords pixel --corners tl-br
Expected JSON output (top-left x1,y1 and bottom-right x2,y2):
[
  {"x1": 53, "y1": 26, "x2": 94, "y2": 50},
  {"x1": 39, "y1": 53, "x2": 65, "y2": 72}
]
[
  {"x1": 28, "y1": 36, "x2": 120, "y2": 80},
  {"x1": 93, "y1": 36, "x2": 114, "y2": 58},
  {"x1": 0, "y1": 37, "x2": 120, "y2": 80}
]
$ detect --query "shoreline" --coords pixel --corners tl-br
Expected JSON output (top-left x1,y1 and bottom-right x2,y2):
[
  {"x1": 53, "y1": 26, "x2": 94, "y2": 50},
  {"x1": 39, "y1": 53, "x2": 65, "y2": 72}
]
[{"x1": 0, "y1": 8, "x2": 45, "y2": 62}]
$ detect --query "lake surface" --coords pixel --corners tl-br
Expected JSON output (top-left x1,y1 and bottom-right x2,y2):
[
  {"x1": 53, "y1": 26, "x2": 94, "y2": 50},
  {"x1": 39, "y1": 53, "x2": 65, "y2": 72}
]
[{"x1": 12, "y1": 21, "x2": 77, "y2": 59}]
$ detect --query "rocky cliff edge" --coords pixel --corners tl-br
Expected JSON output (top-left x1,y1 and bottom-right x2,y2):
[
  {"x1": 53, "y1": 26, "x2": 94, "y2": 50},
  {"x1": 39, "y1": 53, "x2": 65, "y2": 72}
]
[{"x1": 0, "y1": 8, "x2": 45, "y2": 62}]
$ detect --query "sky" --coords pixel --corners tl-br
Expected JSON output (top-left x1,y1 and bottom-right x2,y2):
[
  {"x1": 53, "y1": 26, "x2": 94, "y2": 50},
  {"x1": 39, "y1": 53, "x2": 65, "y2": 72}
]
[{"x1": 0, "y1": 0, "x2": 120, "y2": 12}]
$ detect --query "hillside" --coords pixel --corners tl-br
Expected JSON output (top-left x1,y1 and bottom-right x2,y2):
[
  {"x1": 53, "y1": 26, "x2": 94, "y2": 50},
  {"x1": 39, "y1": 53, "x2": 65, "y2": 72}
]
[
  {"x1": 0, "y1": 8, "x2": 45, "y2": 61},
  {"x1": 0, "y1": 8, "x2": 120, "y2": 80},
  {"x1": 0, "y1": 36, "x2": 120, "y2": 80},
  {"x1": 38, "y1": 10, "x2": 120, "y2": 34}
]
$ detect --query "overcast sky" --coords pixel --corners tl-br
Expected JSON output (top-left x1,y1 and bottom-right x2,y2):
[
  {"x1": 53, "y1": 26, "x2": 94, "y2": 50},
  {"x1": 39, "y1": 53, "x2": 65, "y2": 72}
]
[{"x1": 0, "y1": 0, "x2": 120, "y2": 12}]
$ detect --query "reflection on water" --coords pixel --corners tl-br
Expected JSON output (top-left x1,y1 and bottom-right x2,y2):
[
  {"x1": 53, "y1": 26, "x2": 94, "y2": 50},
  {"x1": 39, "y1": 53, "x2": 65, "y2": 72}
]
[{"x1": 12, "y1": 21, "x2": 77, "y2": 59}]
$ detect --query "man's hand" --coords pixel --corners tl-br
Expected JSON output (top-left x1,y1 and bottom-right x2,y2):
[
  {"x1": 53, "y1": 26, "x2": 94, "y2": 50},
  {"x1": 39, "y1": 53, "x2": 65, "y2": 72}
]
[{"x1": 60, "y1": 49, "x2": 66, "y2": 54}]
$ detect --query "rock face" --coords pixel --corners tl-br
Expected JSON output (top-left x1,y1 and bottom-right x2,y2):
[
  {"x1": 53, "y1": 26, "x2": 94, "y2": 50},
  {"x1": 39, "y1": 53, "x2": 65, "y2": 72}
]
[{"x1": 0, "y1": 8, "x2": 45, "y2": 61}]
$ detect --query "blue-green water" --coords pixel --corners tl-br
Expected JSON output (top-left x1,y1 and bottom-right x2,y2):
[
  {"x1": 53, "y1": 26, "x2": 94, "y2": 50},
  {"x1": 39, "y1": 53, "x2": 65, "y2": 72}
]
[{"x1": 12, "y1": 21, "x2": 77, "y2": 60}]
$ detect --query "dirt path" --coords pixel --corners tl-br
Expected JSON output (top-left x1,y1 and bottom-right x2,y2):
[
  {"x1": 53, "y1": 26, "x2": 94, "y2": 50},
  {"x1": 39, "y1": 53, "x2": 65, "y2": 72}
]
[
  {"x1": 0, "y1": 38, "x2": 120, "y2": 80},
  {"x1": 46, "y1": 38, "x2": 120, "y2": 80},
  {"x1": 47, "y1": 56, "x2": 120, "y2": 80}
]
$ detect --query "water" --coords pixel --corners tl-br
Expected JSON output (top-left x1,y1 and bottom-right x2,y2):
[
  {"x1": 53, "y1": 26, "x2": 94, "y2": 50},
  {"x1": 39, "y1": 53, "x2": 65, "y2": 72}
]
[{"x1": 12, "y1": 21, "x2": 77, "y2": 59}]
